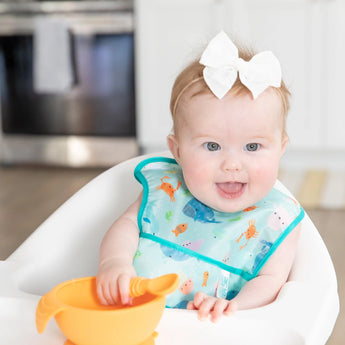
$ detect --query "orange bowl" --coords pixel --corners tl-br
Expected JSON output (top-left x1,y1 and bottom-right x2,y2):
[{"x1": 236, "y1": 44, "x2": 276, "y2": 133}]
[{"x1": 36, "y1": 277, "x2": 166, "y2": 345}]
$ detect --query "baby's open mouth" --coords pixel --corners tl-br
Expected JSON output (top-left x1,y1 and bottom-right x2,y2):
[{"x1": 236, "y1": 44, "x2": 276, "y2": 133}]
[{"x1": 216, "y1": 182, "x2": 246, "y2": 199}]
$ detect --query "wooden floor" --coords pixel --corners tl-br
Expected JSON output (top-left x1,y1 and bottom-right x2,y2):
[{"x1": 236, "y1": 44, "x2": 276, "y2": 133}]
[
  {"x1": 0, "y1": 166, "x2": 343, "y2": 344},
  {"x1": 0, "y1": 166, "x2": 105, "y2": 259}
]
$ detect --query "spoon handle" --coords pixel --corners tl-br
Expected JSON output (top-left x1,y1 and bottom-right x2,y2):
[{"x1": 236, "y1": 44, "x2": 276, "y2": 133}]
[{"x1": 129, "y1": 277, "x2": 149, "y2": 297}]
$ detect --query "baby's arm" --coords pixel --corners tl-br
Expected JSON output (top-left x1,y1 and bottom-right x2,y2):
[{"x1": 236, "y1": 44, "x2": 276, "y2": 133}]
[
  {"x1": 96, "y1": 193, "x2": 142, "y2": 306},
  {"x1": 187, "y1": 223, "x2": 301, "y2": 322}
]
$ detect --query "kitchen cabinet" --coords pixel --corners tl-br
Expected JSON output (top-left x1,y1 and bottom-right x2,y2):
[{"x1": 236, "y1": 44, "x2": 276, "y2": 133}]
[
  {"x1": 135, "y1": 0, "x2": 345, "y2": 166},
  {"x1": 135, "y1": 0, "x2": 220, "y2": 152},
  {"x1": 322, "y1": 0, "x2": 345, "y2": 149},
  {"x1": 228, "y1": 0, "x2": 345, "y2": 152}
]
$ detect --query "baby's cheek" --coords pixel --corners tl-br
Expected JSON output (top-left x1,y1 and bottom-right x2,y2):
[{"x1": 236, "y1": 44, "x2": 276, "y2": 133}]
[
  {"x1": 252, "y1": 163, "x2": 278, "y2": 190},
  {"x1": 184, "y1": 167, "x2": 208, "y2": 188}
]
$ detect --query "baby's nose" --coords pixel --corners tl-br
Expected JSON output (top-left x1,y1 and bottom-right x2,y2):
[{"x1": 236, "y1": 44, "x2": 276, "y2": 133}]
[{"x1": 221, "y1": 155, "x2": 242, "y2": 172}]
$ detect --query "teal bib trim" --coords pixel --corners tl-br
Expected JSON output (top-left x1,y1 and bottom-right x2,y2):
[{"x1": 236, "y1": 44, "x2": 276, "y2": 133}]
[
  {"x1": 135, "y1": 156, "x2": 177, "y2": 233},
  {"x1": 139, "y1": 232, "x2": 250, "y2": 280},
  {"x1": 251, "y1": 208, "x2": 304, "y2": 277}
]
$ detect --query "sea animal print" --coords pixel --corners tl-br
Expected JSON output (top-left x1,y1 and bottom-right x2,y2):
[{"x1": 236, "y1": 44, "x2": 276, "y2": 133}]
[
  {"x1": 236, "y1": 219, "x2": 259, "y2": 250},
  {"x1": 142, "y1": 200, "x2": 159, "y2": 235},
  {"x1": 252, "y1": 240, "x2": 273, "y2": 272},
  {"x1": 165, "y1": 210, "x2": 173, "y2": 222},
  {"x1": 183, "y1": 198, "x2": 221, "y2": 223},
  {"x1": 156, "y1": 176, "x2": 182, "y2": 202},
  {"x1": 160, "y1": 245, "x2": 190, "y2": 261},
  {"x1": 202, "y1": 271, "x2": 209, "y2": 287},
  {"x1": 222, "y1": 252, "x2": 230, "y2": 264},
  {"x1": 181, "y1": 239, "x2": 203, "y2": 251},
  {"x1": 267, "y1": 206, "x2": 292, "y2": 231},
  {"x1": 172, "y1": 223, "x2": 188, "y2": 237},
  {"x1": 243, "y1": 205, "x2": 258, "y2": 212},
  {"x1": 179, "y1": 278, "x2": 194, "y2": 295}
]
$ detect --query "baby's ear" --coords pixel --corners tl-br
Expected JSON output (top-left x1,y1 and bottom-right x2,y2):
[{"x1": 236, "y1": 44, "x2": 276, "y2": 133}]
[
  {"x1": 167, "y1": 134, "x2": 180, "y2": 163},
  {"x1": 281, "y1": 135, "x2": 289, "y2": 156}
]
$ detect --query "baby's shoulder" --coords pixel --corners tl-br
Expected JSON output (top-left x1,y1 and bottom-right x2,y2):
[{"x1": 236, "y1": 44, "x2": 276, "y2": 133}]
[{"x1": 122, "y1": 192, "x2": 143, "y2": 225}]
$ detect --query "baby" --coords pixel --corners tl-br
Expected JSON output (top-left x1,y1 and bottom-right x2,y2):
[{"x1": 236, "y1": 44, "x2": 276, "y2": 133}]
[{"x1": 96, "y1": 31, "x2": 304, "y2": 322}]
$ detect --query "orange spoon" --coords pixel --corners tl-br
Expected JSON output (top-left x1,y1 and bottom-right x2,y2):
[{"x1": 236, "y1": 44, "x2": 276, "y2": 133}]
[{"x1": 129, "y1": 273, "x2": 180, "y2": 297}]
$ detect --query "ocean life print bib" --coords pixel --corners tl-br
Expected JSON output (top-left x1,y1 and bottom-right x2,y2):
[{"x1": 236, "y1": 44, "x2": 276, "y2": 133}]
[{"x1": 132, "y1": 157, "x2": 304, "y2": 308}]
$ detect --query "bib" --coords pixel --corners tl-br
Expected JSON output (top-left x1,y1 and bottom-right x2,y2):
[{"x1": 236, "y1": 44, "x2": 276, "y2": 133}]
[{"x1": 133, "y1": 157, "x2": 304, "y2": 308}]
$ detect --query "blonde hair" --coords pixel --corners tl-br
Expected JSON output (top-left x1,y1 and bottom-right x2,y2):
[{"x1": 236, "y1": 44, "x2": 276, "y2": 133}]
[{"x1": 170, "y1": 46, "x2": 290, "y2": 138}]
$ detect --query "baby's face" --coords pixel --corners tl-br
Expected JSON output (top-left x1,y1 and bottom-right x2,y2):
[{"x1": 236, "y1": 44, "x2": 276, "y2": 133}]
[{"x1": 168, "y1": 88, "x2": 288, "y2": 213}]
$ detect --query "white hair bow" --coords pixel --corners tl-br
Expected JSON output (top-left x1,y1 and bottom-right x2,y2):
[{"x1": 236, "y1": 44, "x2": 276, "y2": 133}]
[{"x1": 200, "y1": 31, "x2": 282, "y2": 99}]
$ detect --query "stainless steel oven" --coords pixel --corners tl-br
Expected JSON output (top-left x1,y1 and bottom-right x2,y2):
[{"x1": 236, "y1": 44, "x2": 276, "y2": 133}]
[{"x1": 0, "y1": 0, "x2": 137, "y2": 166}]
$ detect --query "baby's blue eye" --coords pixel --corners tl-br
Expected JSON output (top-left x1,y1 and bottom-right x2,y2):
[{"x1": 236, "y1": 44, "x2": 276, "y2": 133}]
[
  {"x1": 204, "y1": 142, "x2": 220, "y2": 151},
  {"x1": 245, "y1": 143, "x2": 260, "y2": 151}
]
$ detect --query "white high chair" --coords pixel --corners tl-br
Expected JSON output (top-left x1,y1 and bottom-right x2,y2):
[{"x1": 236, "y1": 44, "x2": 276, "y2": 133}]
[{"x1": 0, "y1": 152, "x2": 339, "y2": 345}]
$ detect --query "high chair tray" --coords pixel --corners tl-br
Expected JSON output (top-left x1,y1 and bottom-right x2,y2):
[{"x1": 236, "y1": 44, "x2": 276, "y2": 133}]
[
  {"x1": 0, "y1": 281, "x2": 337, "y2": 345},
  {"x1": 0, "y1": 297, "x2": 301, "y2": 345}
]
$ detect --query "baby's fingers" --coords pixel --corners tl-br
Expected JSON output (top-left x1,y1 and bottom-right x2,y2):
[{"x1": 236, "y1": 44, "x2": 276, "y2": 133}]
[
  {"x1": 117, "y1": 274, "x2": 133, "y2": 306},
  {"x1": 97, "y1": 278, "x2": 116, "y2": 305},
  {"x1": 186, "y1": 301, "x2": 197, "y2": 310},
  {"x1": 195, "y1": 295, "x2": 216, "y2": 321},
  {"x1": 210, "y1": 298, "x2": 230, "y2": 322},
  {"x1": 187, "y1": 292, "x2": 237, "y2": 322},
  {"x1": 96, "y1": 283, "x2": 108, "y2": 305},
  {"x1": 223, "y1": 300, "x2": 238, "y2": 316}
]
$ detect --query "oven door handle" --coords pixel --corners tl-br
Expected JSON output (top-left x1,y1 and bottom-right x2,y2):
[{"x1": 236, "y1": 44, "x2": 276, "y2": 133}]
[
  {"x1": 0, "y1": 13, "x2": 133, "y2": 36},
  {"x1": 68, "y1": 14, "x2": 134, "y2": 36}
]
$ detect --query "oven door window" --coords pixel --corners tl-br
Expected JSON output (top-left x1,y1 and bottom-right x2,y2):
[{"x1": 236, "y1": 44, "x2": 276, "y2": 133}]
[{"x1": 0, "y1": 33, "x2": 135, "y2": 136}]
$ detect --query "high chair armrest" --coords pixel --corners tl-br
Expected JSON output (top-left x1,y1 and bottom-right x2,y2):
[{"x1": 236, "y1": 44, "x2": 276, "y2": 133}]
[
  {"x1": 155, "y1": 281, "x2": 339, "y2": 345},
  {"x1": 0, "y1": 260, "x2": 36, "y2": 299}
]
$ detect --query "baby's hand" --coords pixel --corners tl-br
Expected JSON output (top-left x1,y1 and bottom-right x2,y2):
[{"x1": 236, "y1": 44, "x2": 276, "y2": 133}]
[
  {"x1": 187, "y1": 292, "x2": 237, "y2": 322},
  {"x1": 96, "y1": 257, "x2": 137, "y2": 306}
]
